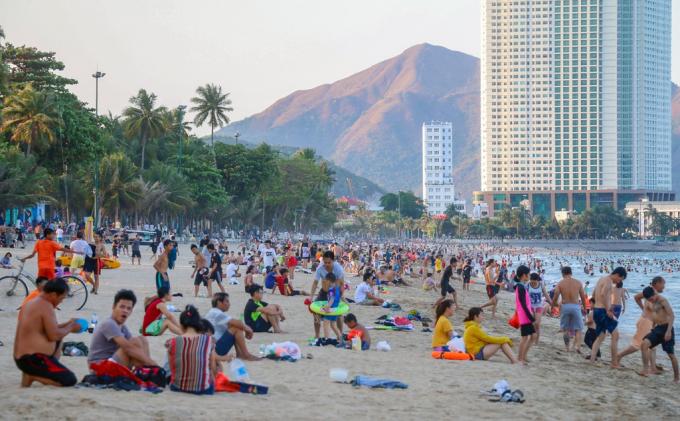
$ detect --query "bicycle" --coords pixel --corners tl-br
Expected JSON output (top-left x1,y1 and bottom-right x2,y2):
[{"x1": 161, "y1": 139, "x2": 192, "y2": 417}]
[{"x1": 0, "y1": 261, "x2": 89, "y2": 312}]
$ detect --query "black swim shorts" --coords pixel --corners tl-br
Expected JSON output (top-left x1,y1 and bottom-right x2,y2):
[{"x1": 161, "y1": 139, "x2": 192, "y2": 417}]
[
  {"x1": 194, "y1": 268, "x2": 209, "y2": 286},
  {"x1": 645, "y1": 324, "x2": 675, "y2": 354},
  {"x1": 15, "y1": 353, "x2": 77, "y2": 386},
  {"x1": 520, "y1": 323, "x2": 536, "y2": 337}
]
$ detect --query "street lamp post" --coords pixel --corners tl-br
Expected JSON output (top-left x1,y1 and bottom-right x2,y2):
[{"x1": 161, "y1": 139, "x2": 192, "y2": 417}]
[
  {"x1": 176, "y1": 105, "x2": 186, "y2": 173},
  {"x1": 176, "y1": 105, "x2": 186, "y2": 236},
  {"x1": 92, "y1": 71, "x2": 106, "y2": 229}
]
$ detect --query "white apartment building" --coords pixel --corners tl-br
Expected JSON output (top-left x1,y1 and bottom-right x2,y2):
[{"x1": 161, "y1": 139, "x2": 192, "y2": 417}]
[
  {"x1": 422, "y1": 121, "x2": 464, "y2": 215},
  {"x1": 478, "y1": 0, "x2": 673, "y2": 217}
]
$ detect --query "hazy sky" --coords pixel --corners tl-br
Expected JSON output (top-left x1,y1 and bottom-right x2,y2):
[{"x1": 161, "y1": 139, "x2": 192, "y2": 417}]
[{"x1": 2, "y1": 0, "x2": 679, "y2": 136}]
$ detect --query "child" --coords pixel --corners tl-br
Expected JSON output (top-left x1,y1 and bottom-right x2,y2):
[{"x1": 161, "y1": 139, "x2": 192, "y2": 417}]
[
  {"x1": 55, "y1": 259, "x2": 65, "y2": 278},
  {"x1": 462, "y1": 259, "x2": 472, "y2": 291},
  {"x1": 1, "y1": 252, "x2": 12, "y2": 268},
  {"x1": 321, "y1": 273, "x2": 342, "y2": 345},
  {"x1": 285, "y1": 248, "x2": 297, "y2": 281},
  {"x1": 344, "y1": 313, "x2": 370, "y2": 350},
  {"x1": 583, "y1": 296, "x2": 601, "y2": 360},
  {"x1": 422, "y1": 272, "x2": 437, "y2": 292},
  {"x1": 432, "y1": 299, "x2": 455, "y2": 351}
]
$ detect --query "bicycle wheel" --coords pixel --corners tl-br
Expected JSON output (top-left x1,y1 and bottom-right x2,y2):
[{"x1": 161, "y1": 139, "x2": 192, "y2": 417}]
[
  {"x1": 60, "y1": 276, "x2": 89, "y2": 311},
  {"x1": 0, "y1": 275, "x2": 29, "y2": 311}
]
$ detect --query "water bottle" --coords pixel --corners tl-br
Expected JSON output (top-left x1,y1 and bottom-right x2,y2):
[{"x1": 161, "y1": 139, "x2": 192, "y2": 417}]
[
  {"x1": 351, "y1": 336, "x2": 361, "y2": 351},
  {"x1": 229, "y1": 358, "x2": 249, "y2": 382},
  {"x1": 89, "y1": 313, "x2": 98, "y2": 334}
]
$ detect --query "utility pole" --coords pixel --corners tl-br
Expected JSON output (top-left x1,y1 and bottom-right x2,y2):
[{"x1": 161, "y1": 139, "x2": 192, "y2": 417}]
[
  {"x1": 234, "y1": 131, "x2": 240, "y2": 145},
  {"x1": 92, "y1": 70, "x2": 106, "y2": 229}
]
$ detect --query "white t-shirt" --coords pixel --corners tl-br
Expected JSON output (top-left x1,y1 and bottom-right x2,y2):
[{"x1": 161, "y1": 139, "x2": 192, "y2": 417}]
[
  {"x1": 205, "y1": 308, "x2": 232, "y2": 339},
  {"x1": 226, "y1": 263, "x2": 238, "y2": 279},
  {"x1": 354, "y1": 282, "x2": 374, "y2": 303},
  {"x1": 56, "y1": 228, "x2": 64, "y2": 239},
  {"x1": 70, "y1": 239, "x2": 93, "y2": 257},
  {"x1": 262, "y1": 247, "x2": 277, "y2": 267}
]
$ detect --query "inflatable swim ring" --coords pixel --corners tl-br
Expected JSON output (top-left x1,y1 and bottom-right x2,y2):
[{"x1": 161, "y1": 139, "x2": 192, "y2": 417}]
[
  {"x1": 102, "y1": 258, "x2": 121, "y2": 269},
  {"x1": 309, "y1": 300, "x2": 350, "y2": 316},
  {"x1": 431, "y1": 351, "x2": 474, "y2": 361}
]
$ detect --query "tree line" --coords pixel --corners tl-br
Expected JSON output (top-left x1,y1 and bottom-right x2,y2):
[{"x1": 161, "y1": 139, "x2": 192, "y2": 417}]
[{"x1": 0, "y1": 27, "x2": 337, "y2": 232}]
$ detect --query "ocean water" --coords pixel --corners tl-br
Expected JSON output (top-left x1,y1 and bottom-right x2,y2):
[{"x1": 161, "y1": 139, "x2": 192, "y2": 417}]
[{"x1": 530, "y1": 251, "x2": 679, "y2": 334}]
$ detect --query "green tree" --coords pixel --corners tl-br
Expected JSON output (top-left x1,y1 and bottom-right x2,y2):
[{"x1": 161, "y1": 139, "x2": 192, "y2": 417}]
[
  {"x1": 190, "y1": 83, "x2": 233, "y2": 153},
  {"x1": 1, "y1": 43, "x2": 77, "y2": 92},
  {"x1": 96, "y1": 152, "x2": 142, "y2": 223},
  {"x1": 0, "y1": 144, "x2": 52, "y2": 206},
  {"x1": 1, "y1": 83, "x2": 61, "y2": 155},
  {"x1": 122, "y1": 89, "x2": 168, "y2": 170},
  {"x1": 380, "y1": 191, "x2": 424, "y2": 219}
]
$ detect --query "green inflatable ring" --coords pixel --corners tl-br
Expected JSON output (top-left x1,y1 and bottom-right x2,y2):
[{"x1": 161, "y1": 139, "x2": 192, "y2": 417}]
[{"x1": 309, "y1": 300, "x2": 350, "y2": 316}]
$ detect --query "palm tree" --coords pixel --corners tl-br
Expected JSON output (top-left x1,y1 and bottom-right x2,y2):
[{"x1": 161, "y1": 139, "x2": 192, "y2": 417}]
[
  {"x1": 0, "y1": 145, "x2": 52, "y2": 206},
  {"x1": 293, "y1": 148, "x2": 317, "y2": 161},
  {"x1": 1, "y1": 84, "x2": 61, "y2": 155},
  {"x1": 122, "y1": 89, "x2": 167, "y2": 170},
  {"x1": 190, "y1": 83, "x2": 233, "y2": 152},
  {"x1": 97, "y1": 152, "x2": 143, "y2": 223}
]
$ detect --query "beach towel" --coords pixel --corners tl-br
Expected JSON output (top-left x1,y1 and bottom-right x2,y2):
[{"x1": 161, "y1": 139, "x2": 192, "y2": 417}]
[
  {"x1": 351, "y1": 375, "x2": 408, "y2": 389},
  {"x1": 215, "y1": 373, "x2": 269, "y2": 394}
]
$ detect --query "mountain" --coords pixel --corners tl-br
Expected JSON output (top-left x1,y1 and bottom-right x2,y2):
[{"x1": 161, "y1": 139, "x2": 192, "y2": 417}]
[
  {"x1": 212, "y1": 135, "x2": 385, "y2": 201},
  {"x1": 219, "y1": 44, "x2": 480, "y2": 199},
  {"x1": 221, "y1": 45, "x2": 680, "y2": 200}
]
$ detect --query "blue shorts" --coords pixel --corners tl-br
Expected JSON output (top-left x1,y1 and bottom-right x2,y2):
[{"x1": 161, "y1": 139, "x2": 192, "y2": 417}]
[
  {"x1": 215, "y1": 331, "x2": 235, "y2": 356},
  {"x1": 475, "y1": 346, "x2": 485, "y2": 361},
  {"x1": 593, "y1": 308, "x2": 618, "y2": 336},
  {"x1": 612, "y1": 304, "x2": 622, "y2": 319},
  {"x1": 323, "y1": 315, "x2": 338, "y2": 322}
]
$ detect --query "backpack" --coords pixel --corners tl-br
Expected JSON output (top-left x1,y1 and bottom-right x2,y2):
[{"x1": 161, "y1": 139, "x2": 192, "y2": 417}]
[{"x1": 133, "y1": 365, "x2": 168, "y2": 388}]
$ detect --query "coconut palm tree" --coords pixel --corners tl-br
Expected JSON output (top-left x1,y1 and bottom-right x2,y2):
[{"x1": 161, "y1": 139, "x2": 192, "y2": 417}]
[
  {"x1": 122, "y1": 89, "x2": 167, "y2": 170},
  {"x1": 1, "y1": 84, "x2": 61, "y2": 155},
  {"x1": 0, "y1": 145, "x2": 52, "y2": 206},
  {"x1": 190, "y1": 83, "x2": 233, "y2": 153},
  {"x1": 96, "y1": 152, "x2": 143, "y2": 223}
]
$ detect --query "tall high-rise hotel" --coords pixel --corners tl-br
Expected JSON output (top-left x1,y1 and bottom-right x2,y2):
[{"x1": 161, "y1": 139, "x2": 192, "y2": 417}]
[{"x1": 476, "y1": 0, "x2": 673, "y2": 217}]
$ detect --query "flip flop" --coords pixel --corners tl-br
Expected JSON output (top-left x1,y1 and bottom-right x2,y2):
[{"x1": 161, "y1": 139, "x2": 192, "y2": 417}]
[{"x1": 511, "y1": 390, "x2": 525, "y2": 403}]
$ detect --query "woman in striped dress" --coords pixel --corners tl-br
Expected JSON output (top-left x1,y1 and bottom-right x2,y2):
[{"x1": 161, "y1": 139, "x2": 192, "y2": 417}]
[{"x1": 166, "y1": 305, "x2": 216, "y2": 394}]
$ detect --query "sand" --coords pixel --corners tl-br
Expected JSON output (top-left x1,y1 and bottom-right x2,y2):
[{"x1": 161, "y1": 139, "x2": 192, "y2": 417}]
[{"x1": 0, "y1": 243, "x2": 678, "y2": 421}]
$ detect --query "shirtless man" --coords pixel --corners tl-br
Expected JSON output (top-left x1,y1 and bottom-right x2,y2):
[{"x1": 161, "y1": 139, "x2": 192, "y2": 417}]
[
  {"x1": 639, "y1": 285, "x2": 678, "y2": 382},
  {"x1": 481, "y1": 259, "x2": 501, "y2": 318},
  {"x1": 589, "y1": 267, "x2": 627, "y2": 367},
  {"x1": 190, "y1": 244, "x2": 211, "y2": 298},
  {"x1": 14, "y1": 278, "x2": 80, "y2": 387},
  {"x1": 617, "y1": 279, "x2": 662, "y2": 369},
  {"x1": 551, "y1": 266, "x2": 587, "y2": 352},
  {"x1": 153, "y1": 239, "x2": 173, "y2": 291}
]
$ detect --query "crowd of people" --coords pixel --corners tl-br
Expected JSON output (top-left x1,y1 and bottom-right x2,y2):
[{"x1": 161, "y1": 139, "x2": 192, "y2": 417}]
[{"x1": 6, "y1": 231, "x2": 679, "y2": 394}]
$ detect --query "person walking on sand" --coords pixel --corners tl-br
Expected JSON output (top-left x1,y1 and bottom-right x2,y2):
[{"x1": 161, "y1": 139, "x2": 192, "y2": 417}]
[
  {"x1": 481, "y1": 259, "x2": 501, "y2": 318},
  {"x1": 638, "y1": 286, "x2": 678, "y2": 382},
  {"x1": 589, "y1": 267, "x2": 627, "y2": 367},
  {"x1": 153, "y1": 239, "x2": 173, "y2": 291},
  {"x1": 617, "y1": 281, "x2": 660, "y2": 369},
  {"x1": 513, "y1": 265, "x2": 536, "y2": 364},
  {"x1": 551, "y1": 266, "x2": 588, "y2": 352}
]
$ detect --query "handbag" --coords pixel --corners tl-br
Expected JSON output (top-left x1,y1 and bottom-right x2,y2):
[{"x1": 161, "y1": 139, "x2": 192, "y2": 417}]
[{"x1": 508, "y1": 311, "x2": 520, "y2": 329}]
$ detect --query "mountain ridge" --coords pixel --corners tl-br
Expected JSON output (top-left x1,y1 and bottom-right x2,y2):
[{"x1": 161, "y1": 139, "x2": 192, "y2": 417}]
[{"x1": 220, "y1": 45, "x2": 680, "y2": 200}]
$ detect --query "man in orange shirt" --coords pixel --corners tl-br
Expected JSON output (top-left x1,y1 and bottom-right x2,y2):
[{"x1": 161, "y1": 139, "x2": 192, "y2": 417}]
[{"x1": 20, "y1": 228, "x2": 81, "y2": 280}]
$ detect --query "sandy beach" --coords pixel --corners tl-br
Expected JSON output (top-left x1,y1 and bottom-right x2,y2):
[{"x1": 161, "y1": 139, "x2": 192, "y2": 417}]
[{"x1": 1, "y1": 243, "x2": 678, "y2": 421}]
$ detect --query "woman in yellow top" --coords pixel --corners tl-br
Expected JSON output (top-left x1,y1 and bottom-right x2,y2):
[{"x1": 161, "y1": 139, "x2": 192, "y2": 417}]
[
  {"x1": 432, "y1": 299, "x2": 455, "y2": 351},
  {"x1": 463, "y1": 307, "x2": 518, "y2": 363}
]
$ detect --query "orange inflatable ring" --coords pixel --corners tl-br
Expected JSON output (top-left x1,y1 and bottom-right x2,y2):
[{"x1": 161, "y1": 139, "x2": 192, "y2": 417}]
[{"x1": 431, "y1": 351, "x2": 475, "y2": 361}]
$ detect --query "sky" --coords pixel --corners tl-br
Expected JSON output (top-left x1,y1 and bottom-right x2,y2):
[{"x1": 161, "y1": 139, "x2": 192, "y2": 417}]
[{"x1": 2, "y1": 0, "x2": 679, "y2": 136}]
